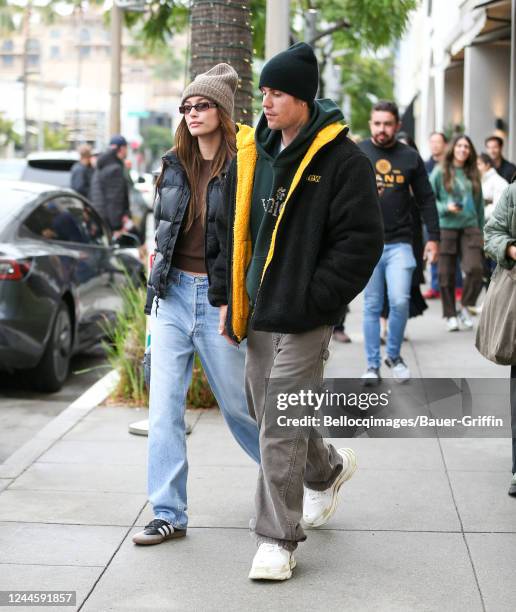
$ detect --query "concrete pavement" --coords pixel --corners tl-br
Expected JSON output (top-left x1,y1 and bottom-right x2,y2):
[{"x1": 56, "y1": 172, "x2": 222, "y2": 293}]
[{"x1": 0, "y1": 296, "x2": 514, "y2": 612}]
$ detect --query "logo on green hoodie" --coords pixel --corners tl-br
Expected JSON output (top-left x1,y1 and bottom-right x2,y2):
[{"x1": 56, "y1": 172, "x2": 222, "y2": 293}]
[{"x1": 262, "y1": 186, "x2": 287, "y2": 217}]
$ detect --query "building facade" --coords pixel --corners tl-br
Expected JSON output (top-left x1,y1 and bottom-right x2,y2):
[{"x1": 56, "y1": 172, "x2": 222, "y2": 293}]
[
  {"x1": 0, "y1": 6, "x2": 185, "y2": 152},
  {"x1": 395, "y1": 0, "x2": 515, "y2": 162}
]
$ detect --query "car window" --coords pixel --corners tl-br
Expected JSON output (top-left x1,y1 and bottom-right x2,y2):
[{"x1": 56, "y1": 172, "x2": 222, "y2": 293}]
[
  {"x1": 22, "y1": 166, "x2": 71, "y2": 188},
  {"x1": 23, "y1": 197, "x2": 88, "y2": 244},
  {"x1": 76, "y1": 199, "x2": 109, "y2": 246}
]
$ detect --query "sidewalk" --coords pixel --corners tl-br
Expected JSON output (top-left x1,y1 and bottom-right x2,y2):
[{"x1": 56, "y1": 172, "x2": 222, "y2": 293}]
[{"x1": 0, "y1": 296, "x2": 515, "y2": 612}]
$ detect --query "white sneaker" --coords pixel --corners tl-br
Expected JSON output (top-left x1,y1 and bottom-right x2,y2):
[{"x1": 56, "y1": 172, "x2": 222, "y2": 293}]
[
  {"x1": 248, "y1": 543, "x2": 296, "y2": 581},
  {"x1": 446, "y1": 316, "x2": 459, "y2": 332},
  {"x1": 302, "y1": 448, "x2": 357, "y2": 528},
  {"x1": 385, "y1": 356, "x2": 410, "y2": 383},
  {"x1": 361, "y1": 367, "x2": 381, "y2": 387},
  {"x1": 458, "y1": 308, "x2": 473, "y2": 330}
]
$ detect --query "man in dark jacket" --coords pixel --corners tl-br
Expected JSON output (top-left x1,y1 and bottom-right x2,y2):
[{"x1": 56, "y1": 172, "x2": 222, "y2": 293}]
[
  {"x1": 90, "y1": 135, "x2": 130, "y2": 232},
  {"x1": 208, "y1": 43, "x2": 383, "y2": 581},
  {"x1": 485, "y1": 135, "x2": 516, "y2": 183},
  {"x1": 70, "y1": 144, "x2": 93, "y2": 198},
  {"x1": 359, "y1": 101, "x2": 440, "y2": 385}
]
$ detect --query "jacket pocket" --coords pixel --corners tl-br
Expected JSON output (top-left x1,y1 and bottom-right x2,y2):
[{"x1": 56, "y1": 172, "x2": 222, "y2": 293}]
[{"x1": 463, "y1": 226, "x2": 483, "y2": 249}]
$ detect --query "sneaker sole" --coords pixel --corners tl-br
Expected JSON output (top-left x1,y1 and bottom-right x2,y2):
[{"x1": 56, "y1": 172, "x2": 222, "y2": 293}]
[
  {"x1": 303, "y1": 448, "x2": 357, "y2": 529},
  {"x1": 248, "y1": 557, "x2": 296, "y2": 581},
  {"x1": 132, "y1": 529, "x2": 187, "y2": 546},
  {"x1": 361, "y1": 376, "x2": 381, "y2": 387}
]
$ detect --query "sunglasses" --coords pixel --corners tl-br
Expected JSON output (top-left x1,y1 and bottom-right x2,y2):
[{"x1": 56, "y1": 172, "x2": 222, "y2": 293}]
[{"x1": 179, "y1": 102, "x2": 218, "y2": 115}]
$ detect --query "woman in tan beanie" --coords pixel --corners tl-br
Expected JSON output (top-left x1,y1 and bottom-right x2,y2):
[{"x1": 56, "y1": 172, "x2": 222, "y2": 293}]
[{"x1": 133, "y1": 64, "x2": 260, "y2": 546}]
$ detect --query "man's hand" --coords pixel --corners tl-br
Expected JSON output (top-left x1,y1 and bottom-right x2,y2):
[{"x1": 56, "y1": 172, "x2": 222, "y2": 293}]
[
  {"x1": 447, "y1": 203, "x2": 462, "y2": 214},
  {"x1": 424, "y1": 240, "x2": 439, "y2": 264},
  {"x1": 507, "y1": 244, "x2": 516, "y2": 261},
  {"x1": 218, "y1": 304, "x2": 238, "y2": 346}
]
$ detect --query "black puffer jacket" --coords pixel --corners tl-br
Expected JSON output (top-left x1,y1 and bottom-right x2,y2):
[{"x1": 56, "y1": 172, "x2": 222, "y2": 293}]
[
  {"x1": 90, "y1": 149, "x2": 129, "y2": 230},
  {"x1": 145, "y1": 151, "x2": 227, "y2": 314}
]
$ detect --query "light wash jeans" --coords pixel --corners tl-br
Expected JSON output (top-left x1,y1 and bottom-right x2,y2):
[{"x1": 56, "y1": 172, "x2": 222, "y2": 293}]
[
  {"x1": 148, "y1": 268, "x2": 260, "y2": 528},
  {"x1": 363, "y1": 243, "x2": 416, "y2": 369}
]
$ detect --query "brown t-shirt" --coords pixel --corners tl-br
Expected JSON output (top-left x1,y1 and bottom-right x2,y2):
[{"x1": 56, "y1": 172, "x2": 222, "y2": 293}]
[{"x1": 171, "y1": 159, "x2": 212, "y2": 274}]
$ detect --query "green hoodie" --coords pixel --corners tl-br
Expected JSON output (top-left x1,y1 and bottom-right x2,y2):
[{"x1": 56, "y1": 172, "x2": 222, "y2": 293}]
[
  {"x1": 430, "y1": 165, "x2": 484, "y2": 230},
  {"x1": 246, "y1": 99, "x2": 344, "y2": 305}
]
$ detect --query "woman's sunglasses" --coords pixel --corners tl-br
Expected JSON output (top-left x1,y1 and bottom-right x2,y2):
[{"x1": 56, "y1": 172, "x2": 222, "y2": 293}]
[{"x1": 179, "y1": 102, "x2": 218, "y2": 115}]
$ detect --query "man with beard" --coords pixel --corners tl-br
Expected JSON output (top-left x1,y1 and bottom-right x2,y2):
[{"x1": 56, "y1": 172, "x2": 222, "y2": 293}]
[{"x1": 359, "y1": 101, "x2": 440, "y2": 385}]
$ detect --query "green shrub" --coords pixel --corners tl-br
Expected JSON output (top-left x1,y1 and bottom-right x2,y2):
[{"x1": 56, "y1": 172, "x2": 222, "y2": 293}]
[{"x1": 103, "y1": 279, "x2": 148, "y2": 406}]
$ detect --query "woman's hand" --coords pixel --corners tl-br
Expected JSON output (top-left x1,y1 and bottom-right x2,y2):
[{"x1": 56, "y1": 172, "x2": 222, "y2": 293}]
[
  {"x1": 507, "y1": 244, "x2": 516, "y2": 261},
  {"x1": 447, "y1": 203, "x2": 462, "y2": 214},
  {"x1": 218, "y1": 305, "x2": 238, "y2": 346}
]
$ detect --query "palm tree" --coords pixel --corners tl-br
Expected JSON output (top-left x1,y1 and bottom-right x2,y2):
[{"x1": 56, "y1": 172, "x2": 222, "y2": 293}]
[{"x1": 189, "y1": 0, "x2": 253, "y2": 124}]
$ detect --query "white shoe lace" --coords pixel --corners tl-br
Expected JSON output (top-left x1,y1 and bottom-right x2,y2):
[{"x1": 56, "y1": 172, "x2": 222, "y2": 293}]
[
  {"x1": 260, "y1": 543, "x2": 283, "y2": 553},
  {"x1": 306, "y1": 489, "x2": 325, "y2": 503}
]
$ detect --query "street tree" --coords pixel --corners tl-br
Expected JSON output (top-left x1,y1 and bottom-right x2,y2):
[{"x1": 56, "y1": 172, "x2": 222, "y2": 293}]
[
  {"x1": 120, "y1": 0, "x2": 416, "y2": 129},
  {"x1": 189, "y1": 0, "x2": 253, "y2": 123},
  {"x1": 0, "y1": 114, "x2": 21, "y2": 150}
]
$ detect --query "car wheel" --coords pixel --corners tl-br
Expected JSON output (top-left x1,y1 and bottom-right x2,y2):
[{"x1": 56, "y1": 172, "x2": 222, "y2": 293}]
[{"x1": 34, "y1": 302, "x2": 73, "y2": 392}]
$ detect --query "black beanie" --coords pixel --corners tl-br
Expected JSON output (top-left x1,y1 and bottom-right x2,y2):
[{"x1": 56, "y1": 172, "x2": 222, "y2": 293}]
[{"x1": 259, "y1": 42, "x2": 319, "y2": 103}]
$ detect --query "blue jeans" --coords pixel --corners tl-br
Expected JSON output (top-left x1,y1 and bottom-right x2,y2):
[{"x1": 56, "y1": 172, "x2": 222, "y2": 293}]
[
  {"x1": 148, "y1": 269, "x2": 260, "y2": 528},
  {"x1": 363, "y1": 243, "x2": 416, "y2": 369}
]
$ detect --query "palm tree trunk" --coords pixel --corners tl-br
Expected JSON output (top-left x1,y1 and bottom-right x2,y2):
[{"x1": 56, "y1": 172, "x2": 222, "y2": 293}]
[{"x1": 190, "y1": 0, "x2": 253, "y2": 124}]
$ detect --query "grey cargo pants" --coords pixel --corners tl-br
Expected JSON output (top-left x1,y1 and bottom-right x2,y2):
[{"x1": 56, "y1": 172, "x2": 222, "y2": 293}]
[{"x1": 245, "y1": 325, "x2": 344, "y2": 551}]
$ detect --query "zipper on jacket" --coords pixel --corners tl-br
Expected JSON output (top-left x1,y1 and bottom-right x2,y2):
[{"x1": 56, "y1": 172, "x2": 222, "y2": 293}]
[
  {"x1": 203, "y1": 175, "x2": 220, "y2": 286},
  {"x1": 250, "y1": 138, "x2": 340, "y2": 325}
]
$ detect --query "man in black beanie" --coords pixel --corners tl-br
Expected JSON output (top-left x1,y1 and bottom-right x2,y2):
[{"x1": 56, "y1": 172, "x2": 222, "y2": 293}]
[{"x1": 209, "y1": 42, "x2": 384, "y2": 581}]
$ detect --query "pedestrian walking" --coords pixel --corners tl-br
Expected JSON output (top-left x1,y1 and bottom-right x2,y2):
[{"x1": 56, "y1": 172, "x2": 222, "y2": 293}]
[
  {"x1": 90, "y1": 135, "x2": 131, "y2": 234},
  {"x1": 132, "y1": 64, "x2": 260, "y2": 547},
  {"x1": 477, "y1": 152, "x2": 508, "y2": 220},
  {"x1": 209, "y1": 42, "x2": 384, "y2": 581},
  {"x1": 477, "y1": 179, "x2": 516, "y2": 496},
  {"x1": 397, "y1": 132, "x2": 429, "y2": 319},
  {"x1": 70, "y1": 144, "x2": 93, "y2": 199},
  {"x1": 423, "y1": 131, "x2": 449, "y2": 299},
  {"x1": 485, "y1": 135, "x2": 516, "y2": 183},
  {"x1": 359, "y1": 101, "x2": 440, "y2": 385},
  {"x1": 424, "y1": 131, "x2": 448, "y2": 175},
  {"x1": 430, "y1": 135, "x2": 485, "y2": 331}
]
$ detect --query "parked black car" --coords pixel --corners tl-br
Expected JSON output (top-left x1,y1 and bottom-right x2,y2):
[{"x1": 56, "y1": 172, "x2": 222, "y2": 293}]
[
  {"x1": 0, "y1": 181, "x2": 144, "y2": 391},
  {"x1": 0, "y1": 153, "x2": 151, "y2": 240}
]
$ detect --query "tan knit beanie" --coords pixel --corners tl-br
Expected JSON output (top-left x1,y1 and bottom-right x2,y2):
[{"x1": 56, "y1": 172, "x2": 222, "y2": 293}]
[{"x1": 181, "y1": 63, "x2": 238, "y2": 118}]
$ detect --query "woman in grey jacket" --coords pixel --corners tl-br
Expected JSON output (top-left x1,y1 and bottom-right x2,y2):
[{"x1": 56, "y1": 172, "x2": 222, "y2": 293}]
[{"x1": 483, "y1": 180, "x2": 516, "y2": 496}]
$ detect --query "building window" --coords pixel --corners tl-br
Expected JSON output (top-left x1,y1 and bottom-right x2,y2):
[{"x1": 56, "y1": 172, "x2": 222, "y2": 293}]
[
  {"x1": 50, "y1": 29, "x2": 61, "y2": 38},
  {"x1": 27, "y1": 39, "x2": 40, "y2": 52},
  {"x1": 79, "y1": 46, "x2": 91, "y2": 58},
  {"x1": 79, "y1": 28, "x2": 90, "y2": 42},
  {"x1": 50, "y1": 46, "x2": 60, "y2": 59},
  {"x1": 2, "y1": 40, "x2": 14, "y2": 52},
  {"x1": 28, "y1": 54, "x2": 39, "y2": 66},
  {"x1": 2, "y1": 55, "x2": 14, "y2": 66}
]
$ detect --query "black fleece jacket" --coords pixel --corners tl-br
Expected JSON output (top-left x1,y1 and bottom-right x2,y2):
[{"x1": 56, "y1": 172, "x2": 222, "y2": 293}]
[{"x1": 208, "y1": 125, "x2": 384, "y2": 340}]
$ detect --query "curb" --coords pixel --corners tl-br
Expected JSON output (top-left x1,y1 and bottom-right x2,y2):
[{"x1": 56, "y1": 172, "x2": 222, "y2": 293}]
[{"x1": 0, "y1": 369, "x2": 119, "y2": 480}]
